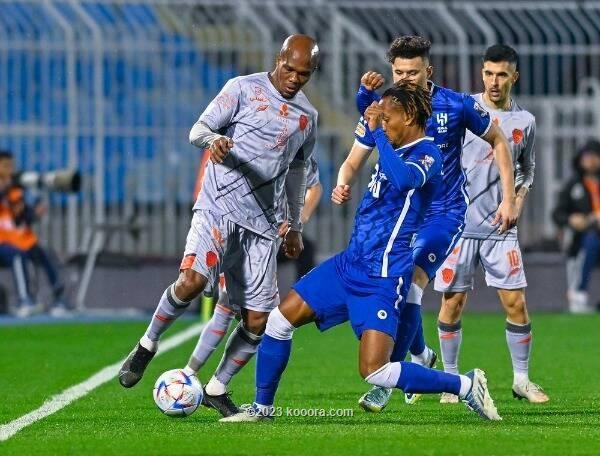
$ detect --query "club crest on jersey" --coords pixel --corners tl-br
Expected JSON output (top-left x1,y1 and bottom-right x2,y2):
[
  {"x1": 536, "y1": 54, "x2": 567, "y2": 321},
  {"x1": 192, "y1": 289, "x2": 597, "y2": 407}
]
[
  {"x1": 279, "y1": 103, "x2": 289, "y2": 117},
  {"x1": 355, "y1": 121, "x2": 366, "y2": 138},
  {"x1": 299, "y1": 114, "x2": 309, "y2": 131},
  {"x1": 418, "y1": 155, "x2": 435, "y2": 171},
  {"x1": 512, "y1": 129, "x2": 524, "y2": 145},
  {"x1": 436, "y1": 112, "x2": 448, "y2": 133}
]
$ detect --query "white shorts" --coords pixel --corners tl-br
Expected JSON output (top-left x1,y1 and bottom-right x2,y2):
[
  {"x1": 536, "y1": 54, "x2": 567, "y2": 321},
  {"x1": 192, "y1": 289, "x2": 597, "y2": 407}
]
[
  {"x1": 434, "y1": 237, "x2": 527, "y2": 292},
  {"x1": 213, "y1": 236, "x2": 284, "y2": 317},
  {"x1": 180, "y1": 210, "x2": 280, "y2": 312}
]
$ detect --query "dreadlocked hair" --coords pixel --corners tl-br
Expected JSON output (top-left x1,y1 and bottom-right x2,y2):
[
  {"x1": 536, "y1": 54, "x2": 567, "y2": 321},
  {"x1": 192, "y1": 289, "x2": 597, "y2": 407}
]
[{"x1": 381, "y1": 82, "x2": 432, "y2": 130}]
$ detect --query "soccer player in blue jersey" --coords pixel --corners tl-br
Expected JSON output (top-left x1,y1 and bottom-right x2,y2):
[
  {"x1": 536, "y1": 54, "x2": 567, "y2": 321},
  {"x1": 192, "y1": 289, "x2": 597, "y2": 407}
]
[
  {"x1": 335, "y1": 36, "x2": 517, "y2": 411},
  {"x1": 222, "y1": 82, "x2": 502, "y2": 423}
]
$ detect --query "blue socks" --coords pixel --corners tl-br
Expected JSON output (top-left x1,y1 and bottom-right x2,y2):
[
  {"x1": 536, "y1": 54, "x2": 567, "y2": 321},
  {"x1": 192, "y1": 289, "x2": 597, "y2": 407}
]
[
  {"x1": 255, "y1": 334, "x2": 292, "y2": 406},
  {"x1": 390, "y1": 303, "x2": 421, "y2": 362},
  {"x1": 409, "y1": 317, "x2": 426, "y2": 356},
  {"x1": 397, "y1": 361, "x2": 461, "y2": 395}
]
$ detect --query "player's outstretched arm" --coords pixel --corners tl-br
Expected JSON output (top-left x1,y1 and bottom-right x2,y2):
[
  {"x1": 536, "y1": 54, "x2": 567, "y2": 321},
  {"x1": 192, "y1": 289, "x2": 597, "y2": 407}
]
[
  {"x1": 332, "y1": 142, "x2": 372, "y2": 205},
  {"x1": 302, "y1": 182, "x2": 322, "y2": 225},
  {"x1": 483, "y1": 123, "x2": 517, "y2": 233}
]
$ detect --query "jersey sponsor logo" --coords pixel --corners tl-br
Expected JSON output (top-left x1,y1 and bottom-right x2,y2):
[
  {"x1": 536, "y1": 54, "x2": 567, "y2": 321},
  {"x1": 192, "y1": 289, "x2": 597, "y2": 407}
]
[
  {"x1": 418, "y1": 154, "x2": 435, "y2": 171},
  {"x1": 473, "y1": 101, "x2": 488, "y2": 117},
  {"x1": 377, "y1": 309, "x2": 388, "y2": 320},
  {"x1": 215, "y1": 92, "x2": 236, "y2": 110},
  {"x1": 256, "y1": 104, "x2": 269, "y2": 112},
  {"x1": 279, "y1": 103, "x2": 289, "y2": 117},
  {"x1": 355, "y1": 121, "x2": 366, "y2": 138},
  {"x1": 436, "y1": 112, "x2": 448, "y2": 134},
  {"x1": 512, "y1": 128, "x2": 524, "y2": 145},
  {"x1": 299, "y1": 114, "x2": 309, "y2": 131},
  {"x1": 250, "y1": 86, "x2": 268, "y2": 103},
  {"x1": 441, "y1": 267, "x2": 454, "y2": 284}
]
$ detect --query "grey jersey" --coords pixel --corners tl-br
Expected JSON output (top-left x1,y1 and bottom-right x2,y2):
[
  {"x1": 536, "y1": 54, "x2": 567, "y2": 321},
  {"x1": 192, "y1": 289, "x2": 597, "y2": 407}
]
[
  {"x1": 462, "y1": 93, "x2": 536, "y2": 240},
  {"x1": 191, "y1": 72, "x2": 318, "y2": 238}
]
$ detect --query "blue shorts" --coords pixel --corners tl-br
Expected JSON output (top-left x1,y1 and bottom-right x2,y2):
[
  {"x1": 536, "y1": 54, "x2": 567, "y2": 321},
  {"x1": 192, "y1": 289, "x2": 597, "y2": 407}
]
[
  {"x1": 412, "y1": 213, "x2": 464, "y2": 280},
  {"x1": 293, "y1": 253, "x2": 411, "y2": 340}
]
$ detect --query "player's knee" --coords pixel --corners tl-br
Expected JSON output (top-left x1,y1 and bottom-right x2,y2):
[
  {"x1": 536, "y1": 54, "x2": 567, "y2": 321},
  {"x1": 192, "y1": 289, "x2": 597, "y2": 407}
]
[
  {"x1": 242, "y1": 310, "x2": 269, "y2": 335},
  {"x1": 175, "y1": 270, "x2": 206, "y2": 301},
  {"x1": 441, "y1": 292, "x2": 466, "y2": 322},
  {"x1": 359, "y1": 357, "x2": 387, "y2": 380},
  {"x1": 504, "y1": 293, "x2": 527, "y2": 319},
  {"x1": 265, "y1": 307, "x2": 295, "y2": 340}
]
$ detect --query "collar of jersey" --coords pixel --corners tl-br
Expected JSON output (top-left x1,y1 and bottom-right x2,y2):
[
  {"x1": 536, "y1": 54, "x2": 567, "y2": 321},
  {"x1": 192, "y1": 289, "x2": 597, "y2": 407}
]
[{"x1": 396, "y1": 136, "x2": 435, "y2": 152}]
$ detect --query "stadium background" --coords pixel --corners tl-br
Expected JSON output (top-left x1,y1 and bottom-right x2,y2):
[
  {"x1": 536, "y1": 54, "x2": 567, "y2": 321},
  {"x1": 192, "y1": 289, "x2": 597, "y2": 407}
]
[{"x1": 0, "y1": 0, "x2": 599, "y2": 312}]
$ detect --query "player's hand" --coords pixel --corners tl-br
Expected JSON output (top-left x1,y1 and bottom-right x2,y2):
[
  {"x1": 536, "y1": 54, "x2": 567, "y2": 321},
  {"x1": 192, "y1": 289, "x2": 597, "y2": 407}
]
[
  {"x1": 492, "y1": 197, "x2": 518, "y2": 234},
  {"x1": 209, "y1": 136, "x2": 234, "y2": 164},
  {"x1": 568, "y1": 213, "x2": 590, "y2": 231},
  {"x1": 360, "y1": 71, "x2": 385, "y2": 91},
  {"x1": 283, "y1": 230, "x2": 304, "y2": 259},
  {"x1": 364, "y1": 102, "x2": 383, "y2": 131},
  {"x1": 331, "y1": 184, "x2": 351, "y2": 205},
  {"x1": 277, "y1": 220, "x2": 290, "y2": 238}
]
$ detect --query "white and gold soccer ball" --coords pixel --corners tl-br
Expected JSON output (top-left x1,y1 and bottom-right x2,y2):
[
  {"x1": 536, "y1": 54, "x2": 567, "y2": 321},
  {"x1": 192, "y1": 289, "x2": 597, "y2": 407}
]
[{"x1": 153, "y1": 369, "x2": 203, "y2": 417}]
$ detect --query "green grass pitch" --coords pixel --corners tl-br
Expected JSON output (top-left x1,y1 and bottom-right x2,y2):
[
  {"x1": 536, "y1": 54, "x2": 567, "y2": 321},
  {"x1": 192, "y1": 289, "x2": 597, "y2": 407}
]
[{"x1": 1, "y1": 313, "x2": 599, "y2": 455}]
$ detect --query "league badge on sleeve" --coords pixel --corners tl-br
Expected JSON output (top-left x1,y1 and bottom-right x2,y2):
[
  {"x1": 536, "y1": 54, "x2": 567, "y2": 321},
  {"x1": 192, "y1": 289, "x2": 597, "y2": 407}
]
[
  {"x1": 419, "y1": 155, "x2": 435, "y2": 171},
  {"x1": 355, "y1": 121, "x2": 366, "y2": 138},
  {"x1": 473, "y1": 101, "x2": 488, "y2": 117}
]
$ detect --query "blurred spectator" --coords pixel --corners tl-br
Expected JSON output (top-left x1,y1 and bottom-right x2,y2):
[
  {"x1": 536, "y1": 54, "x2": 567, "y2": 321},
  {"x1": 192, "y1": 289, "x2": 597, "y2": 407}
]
[
  {"x1": 0, "y1": 150, "x2": 69, "y2": 317},
  {"x1": 553, "y1": 140, "x2": 600, "y2": 313}
]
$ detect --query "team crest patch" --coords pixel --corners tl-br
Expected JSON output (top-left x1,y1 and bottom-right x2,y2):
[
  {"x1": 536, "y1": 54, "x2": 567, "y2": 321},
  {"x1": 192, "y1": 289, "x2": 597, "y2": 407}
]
[
  {"x1": 419, "y1": 155, "x2": 435, "y2": 171},
  {"x1": 442, "y1": 268, "x2": 454, "y2": 284},
  {"x1": 512, "y1": 128, "x2": 524, "y2": 145},
  {"x1": 355, "y1": 122, "x2": 366, "y2": 138},
  {"x1": 206, "y1": 251, "x2": 218, "y2": 268},
  {"x1": 473, "y1": 101, "x2": 488, "y2": 117},
  {"x1": 299, "y1": 114, "x2": 309, "y2": 131}
]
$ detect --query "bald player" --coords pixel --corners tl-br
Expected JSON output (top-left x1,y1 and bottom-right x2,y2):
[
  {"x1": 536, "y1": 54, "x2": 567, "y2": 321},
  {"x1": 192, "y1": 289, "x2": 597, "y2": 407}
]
[{"x1": 118, "y1": 35, "x2": 320, "y2": 416}]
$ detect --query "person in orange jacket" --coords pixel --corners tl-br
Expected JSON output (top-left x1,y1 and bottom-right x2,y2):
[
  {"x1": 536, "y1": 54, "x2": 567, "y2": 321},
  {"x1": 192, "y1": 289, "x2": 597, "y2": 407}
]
[{"x1": 0, "y1": 150, "x2": 68, "y2": 317}]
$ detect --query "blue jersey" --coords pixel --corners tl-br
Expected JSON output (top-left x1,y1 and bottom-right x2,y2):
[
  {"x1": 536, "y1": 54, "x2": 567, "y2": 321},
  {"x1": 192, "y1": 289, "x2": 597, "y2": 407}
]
[
  {"x1": 346, "y1": 128, "x2": 443, "y2": 278},
  {"x1": 355, "y1": 83, "x2": 492, "y2": 218}
]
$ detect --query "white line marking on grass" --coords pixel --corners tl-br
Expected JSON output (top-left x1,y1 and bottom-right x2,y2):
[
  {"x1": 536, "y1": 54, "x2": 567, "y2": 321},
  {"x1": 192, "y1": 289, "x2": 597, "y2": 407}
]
[{"x1": 0, "y1": 322, "x2": 205, "y2": 442}]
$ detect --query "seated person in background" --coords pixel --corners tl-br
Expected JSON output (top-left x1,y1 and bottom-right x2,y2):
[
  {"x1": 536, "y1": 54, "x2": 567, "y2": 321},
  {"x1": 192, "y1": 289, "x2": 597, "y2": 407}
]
[
  {"x1": 552, "y1": 140, "x2": 600, "y2": 313},
  {"x1": 0, "y1": 150, "x2": 69, "y2": 317}
]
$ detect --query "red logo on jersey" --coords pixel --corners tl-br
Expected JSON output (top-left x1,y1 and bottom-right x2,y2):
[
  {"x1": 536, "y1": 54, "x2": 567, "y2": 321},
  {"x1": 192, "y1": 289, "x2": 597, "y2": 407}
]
[
  {"x1": 206, "y1": 251, "x2": 218, "y2": 268},
  {"x1": 441, "y1": 268, "x2": 454, "y2": 284},
  {"x1": 452, "y1": 245, "x2": 461, "y2": 256},
  {"x1": 256, "y1": 104, "x2": 269, "y2": 112},
  {"x1": 279, "y1": 103, "x2": 289, "y2": 117},
  {"x1": 299, "y1": 114, "x2": 309, "y2": 131},
  {"x1": 512, "y1": 129, "x2": 524, "y2": 145}
]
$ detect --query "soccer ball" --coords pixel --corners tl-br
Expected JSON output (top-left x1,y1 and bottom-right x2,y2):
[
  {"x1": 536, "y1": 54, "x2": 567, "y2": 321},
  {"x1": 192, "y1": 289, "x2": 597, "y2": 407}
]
[{"x1": 153, "y1": 369, "x2": 203, "y2": 417}]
